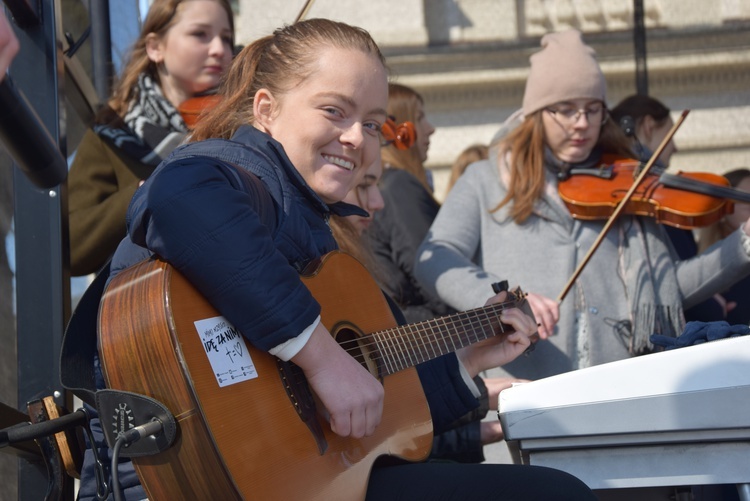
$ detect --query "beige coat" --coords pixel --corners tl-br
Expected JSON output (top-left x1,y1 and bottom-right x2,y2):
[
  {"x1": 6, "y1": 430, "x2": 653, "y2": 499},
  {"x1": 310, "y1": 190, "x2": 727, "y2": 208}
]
[{"x1": 68, "y1": 129, "x2": 155, "y2": 276}]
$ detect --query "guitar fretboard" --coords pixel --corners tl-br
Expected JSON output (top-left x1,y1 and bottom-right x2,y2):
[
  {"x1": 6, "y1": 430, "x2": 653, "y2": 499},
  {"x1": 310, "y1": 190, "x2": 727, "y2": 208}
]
[{"x1": 369, "y1": 303, "x2": 511, "y2": 375}]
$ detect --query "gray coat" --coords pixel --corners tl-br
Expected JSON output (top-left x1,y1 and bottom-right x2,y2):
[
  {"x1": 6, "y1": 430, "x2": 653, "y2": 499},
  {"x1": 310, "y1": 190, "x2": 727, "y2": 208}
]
[{"x1": 416, "y1": 153, "x2": 750, "y2": 380}]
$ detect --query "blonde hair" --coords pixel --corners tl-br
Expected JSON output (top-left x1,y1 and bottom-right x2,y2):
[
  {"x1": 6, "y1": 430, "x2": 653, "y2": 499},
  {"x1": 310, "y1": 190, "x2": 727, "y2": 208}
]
[
  {"x1": 492, "y1": 110, "x2": 633, "y2": 224},
  {"x1": 97, "y1": 0, "x2": 235, "y2": 125},
  {"x1": 446, "y1": 144, "x2": 488, "y2": 195},
  {"x1": 191, "y1": 19, "x2": 385, "y2": 142},
  {"x1": 380, "y1": 83, "x2": 432, "y2": 193},
  {"x1": 329, "y1": 216, "x2": 378, "y2": 275}
]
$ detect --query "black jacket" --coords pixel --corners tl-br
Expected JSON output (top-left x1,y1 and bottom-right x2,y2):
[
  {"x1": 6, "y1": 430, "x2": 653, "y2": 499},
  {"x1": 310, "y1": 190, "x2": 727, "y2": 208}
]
[{"x1": 368, "y1": 168, "x2": 456, "y2": 323}]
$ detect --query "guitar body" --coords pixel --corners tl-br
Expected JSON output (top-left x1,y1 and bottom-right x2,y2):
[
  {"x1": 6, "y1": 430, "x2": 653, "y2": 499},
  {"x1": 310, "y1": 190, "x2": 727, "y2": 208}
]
[{"x1": 98, "y1": 251, "x2": 432, "y2": 501}]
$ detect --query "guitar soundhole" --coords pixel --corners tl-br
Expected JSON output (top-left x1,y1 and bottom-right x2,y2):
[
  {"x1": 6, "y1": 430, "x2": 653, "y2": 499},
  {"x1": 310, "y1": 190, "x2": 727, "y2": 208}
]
[{"x1": 335, "y1": 326, "x2": 381, "y2": 379}]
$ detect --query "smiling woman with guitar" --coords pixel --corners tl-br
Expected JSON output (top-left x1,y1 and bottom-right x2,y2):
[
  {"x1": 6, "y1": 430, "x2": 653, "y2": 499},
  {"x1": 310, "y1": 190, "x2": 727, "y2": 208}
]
[{"x1": 88, "y1": 17, "x2": 596, "y2": 501}]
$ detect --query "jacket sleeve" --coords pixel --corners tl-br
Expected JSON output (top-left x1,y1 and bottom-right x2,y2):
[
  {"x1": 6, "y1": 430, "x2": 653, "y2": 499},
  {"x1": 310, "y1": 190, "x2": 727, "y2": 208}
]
[
  {"x1": 382, "y1": 292, "x2": 481, "y2": 432},
  {"x1": 127, "y1": 156, "x2": 321, "y2": 352},
  {"x1": 68, "y1": 130, "x2": 154, "y2": 276},
  {"x1": 674, "y1": 226, "x2": 750, "y2": 309},
  {"x1": 415, "y1": 164, "x2": 502, "y2": 311},
  {"x1": 371, "y1": 169, "x2": 453, "y2": 320},
  {"x1": 416, "y1": 354, "x2": 481, "y2": 434}
]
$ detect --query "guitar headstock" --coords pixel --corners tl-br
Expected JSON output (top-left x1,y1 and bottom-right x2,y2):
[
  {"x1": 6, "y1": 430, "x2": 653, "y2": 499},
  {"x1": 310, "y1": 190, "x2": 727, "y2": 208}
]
[
  {"x1": 495, "y1": 284, "x2": 539, "y2": 349},
  {"x1": 508, "y1": 286, "x2": 527, "y2": 305}
]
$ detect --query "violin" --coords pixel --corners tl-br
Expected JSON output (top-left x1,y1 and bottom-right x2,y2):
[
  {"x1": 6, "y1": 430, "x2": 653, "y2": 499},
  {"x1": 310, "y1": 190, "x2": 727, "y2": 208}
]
[
  {"x1": 555, "y1": 109, "x2": 748, "y2": 302},
  {"x1": 178, "y1": 94, "x2": 222, "y2": 129},
  {"x1": 557, "y1": 154, "x2": 744, "y2": 230}
]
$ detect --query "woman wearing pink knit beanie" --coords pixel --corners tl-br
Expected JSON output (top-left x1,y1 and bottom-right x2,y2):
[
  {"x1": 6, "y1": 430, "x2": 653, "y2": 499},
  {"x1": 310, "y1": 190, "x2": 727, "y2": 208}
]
[{"x1": 417, "y1": 28, "x2": 750, "y2": 387}]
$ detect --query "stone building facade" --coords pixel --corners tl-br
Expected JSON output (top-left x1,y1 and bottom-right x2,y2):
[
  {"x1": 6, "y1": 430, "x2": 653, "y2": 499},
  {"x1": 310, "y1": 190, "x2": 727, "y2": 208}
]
[{"x1": 237, "y1": 0, "x2": 750, "y2": 199}]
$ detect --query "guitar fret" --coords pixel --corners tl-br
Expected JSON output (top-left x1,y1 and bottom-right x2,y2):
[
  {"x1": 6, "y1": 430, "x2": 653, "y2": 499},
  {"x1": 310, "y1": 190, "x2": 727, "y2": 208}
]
[
  {"x1": 427, "y1": 319, "x2": 443, "y2": 359},
  {"x1": 477, "y1": 308, "x2": 491, "y2": 345},
  {"x1": 371, "y1": 331, "x2": 390, "y2": 375},
  {"x1": 366, "y1": 288, "x2": 526, "y2": 375},
  {"x1": 448, "y1": 321, "x2": 459, "y2": 352},
  {"x1": 420, "y1": 319, "x2": 432, "y2": 357},
  {"x1": 410, "y1": 324, "x2": 423, "y2": 365},
  {"x1": 452, "y1": 311, "x2": 470, "y2": 351},
  {"x1": 403, "y1": 325, "x2": 419, "y2": 367},
  {"x1": 378, "y1": 330, "x2": 399, "y2": 375},
  {"x1": 392, "y1": 328, "x2": 408, "y2": 372},
  {"x1": 409, "y1": 324, "x2": 424, "y2": 365},
  {"x1": 393, "y1": 329, "x2": 408, "y2": 372},
  {"x1": 491, "y1": 306, "x2": 505, "y2": 341},
  {"x1": 396, "y1": 327, "x2": 411, "y2": 371},
  {"x1": 475, "y1": 309, "x2": 486, "y2": 345},
  {"x1": 419, "y1": 322, "x2": 432, "y2": 363}
]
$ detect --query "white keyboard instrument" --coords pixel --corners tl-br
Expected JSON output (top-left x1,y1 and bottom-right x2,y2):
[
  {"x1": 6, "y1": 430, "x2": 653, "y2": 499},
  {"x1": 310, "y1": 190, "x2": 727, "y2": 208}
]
[{"x1": 499, "y1": 336, "x2": 750, "y2": 494}]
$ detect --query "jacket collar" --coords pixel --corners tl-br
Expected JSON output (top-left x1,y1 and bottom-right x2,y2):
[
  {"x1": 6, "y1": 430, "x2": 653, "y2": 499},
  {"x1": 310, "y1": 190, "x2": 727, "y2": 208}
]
[{"x1": 230, "y1": 126, "x2": 367, "y2": 218}]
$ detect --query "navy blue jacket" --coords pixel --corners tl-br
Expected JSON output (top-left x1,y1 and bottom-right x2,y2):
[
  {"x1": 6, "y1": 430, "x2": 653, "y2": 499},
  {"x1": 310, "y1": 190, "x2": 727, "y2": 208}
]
[{"x1": 81, "y1": 126, "x2": 479, "y2": 500}]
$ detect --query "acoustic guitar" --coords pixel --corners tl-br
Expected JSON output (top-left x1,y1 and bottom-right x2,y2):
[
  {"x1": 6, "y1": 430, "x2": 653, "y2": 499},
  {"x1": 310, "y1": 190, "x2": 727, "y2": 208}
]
[{"x1": 98, "y1": 251, "x2": 529, "y2": 500}]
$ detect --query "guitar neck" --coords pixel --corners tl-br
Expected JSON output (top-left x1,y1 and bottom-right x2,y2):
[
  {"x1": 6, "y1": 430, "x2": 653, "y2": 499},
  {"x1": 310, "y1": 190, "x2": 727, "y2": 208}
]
[{"x1": 368, "y1": 303, "x2": 512, "y2": 376}]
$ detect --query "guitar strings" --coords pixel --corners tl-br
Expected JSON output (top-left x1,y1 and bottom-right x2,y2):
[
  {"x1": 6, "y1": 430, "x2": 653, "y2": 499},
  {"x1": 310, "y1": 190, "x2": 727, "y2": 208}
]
[{"x1": 334, "y1": 299, "x2": 518, "y2": 374}]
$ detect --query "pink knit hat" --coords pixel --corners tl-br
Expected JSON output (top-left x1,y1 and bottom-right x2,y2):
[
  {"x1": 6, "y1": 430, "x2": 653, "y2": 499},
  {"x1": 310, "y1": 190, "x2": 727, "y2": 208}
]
[{"x1": 522, "y1": 30, "x2": 606, "y2": 116}]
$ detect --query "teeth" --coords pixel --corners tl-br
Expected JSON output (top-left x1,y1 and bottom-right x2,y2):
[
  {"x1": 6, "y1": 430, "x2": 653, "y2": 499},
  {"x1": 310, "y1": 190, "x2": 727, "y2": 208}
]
[{"x1": 323, "y1": 155, "x2": 354, "y2": 171}]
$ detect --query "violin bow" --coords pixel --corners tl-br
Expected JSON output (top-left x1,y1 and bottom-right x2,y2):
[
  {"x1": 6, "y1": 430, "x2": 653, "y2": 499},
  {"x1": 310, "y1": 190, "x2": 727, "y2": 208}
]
[
  {"x1": 294, "y1": 0, "x2": 315, "y2": 23},
  {"x1": 557, "y1": 109, "x2": 690, "y2": 302}
]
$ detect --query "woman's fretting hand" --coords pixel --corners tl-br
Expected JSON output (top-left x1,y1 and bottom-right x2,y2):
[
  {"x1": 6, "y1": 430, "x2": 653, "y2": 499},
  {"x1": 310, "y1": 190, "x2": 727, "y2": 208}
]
[{"x1": 456, "y1": 290, "x2": 537, "y2": 377}]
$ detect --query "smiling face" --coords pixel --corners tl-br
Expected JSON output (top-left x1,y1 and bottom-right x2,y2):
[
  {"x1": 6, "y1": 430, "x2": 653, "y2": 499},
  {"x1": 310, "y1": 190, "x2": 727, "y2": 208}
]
[
  {"x1": 542, "y1": 98, "x2": 604, "y2": 163},
  {"x1": 255, "y1": 47, "x2": 388, "y2": 204},
  {"x1": 342, "y1": 156, "x2": 385, "y2": 235},
  {"x1": 146, "y1": 0, "x2": 233, "y2": 107}
]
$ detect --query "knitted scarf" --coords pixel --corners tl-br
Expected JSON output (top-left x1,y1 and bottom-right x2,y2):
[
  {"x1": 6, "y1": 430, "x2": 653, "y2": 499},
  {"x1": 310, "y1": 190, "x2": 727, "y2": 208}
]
[
  {"x1": 94, "y1": 74, "x2": 188, "y2": 166},
  {"x1": 616, "y1": 217, "x2": 685, "y2": 353},
  {"x1": 543, "y1": 148, "x2": 684, "y2": 354}
]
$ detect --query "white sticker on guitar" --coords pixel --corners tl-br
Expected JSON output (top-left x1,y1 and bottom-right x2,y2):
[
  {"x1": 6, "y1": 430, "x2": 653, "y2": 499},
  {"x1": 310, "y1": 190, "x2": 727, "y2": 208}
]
[{"x1": 194, "y1": 316, "x2": 258, "y2": 387}]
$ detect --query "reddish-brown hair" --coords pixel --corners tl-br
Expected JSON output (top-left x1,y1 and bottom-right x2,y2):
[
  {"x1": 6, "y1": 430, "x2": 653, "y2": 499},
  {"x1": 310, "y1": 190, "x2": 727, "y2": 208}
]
[
  {"x1": 191, "y1": 19, "x2": 385, "y2": 142},
  {"x1": 380, "y1": 83, "x2": 432, "y2": 193},
  {"x1": 493, "y1": 110, "x2": 633, "y2": 223}
]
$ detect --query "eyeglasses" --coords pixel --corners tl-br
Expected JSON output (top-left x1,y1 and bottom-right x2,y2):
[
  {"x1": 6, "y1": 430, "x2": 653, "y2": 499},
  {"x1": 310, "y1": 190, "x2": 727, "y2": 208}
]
[{"x1": 545, "y1": 105, "x2": 609, "y2": 126}]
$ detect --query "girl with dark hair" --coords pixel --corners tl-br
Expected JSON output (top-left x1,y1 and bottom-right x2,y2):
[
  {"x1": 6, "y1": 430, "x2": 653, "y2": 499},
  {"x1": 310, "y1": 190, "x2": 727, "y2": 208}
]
[{"x1": 609, "y1": 93, "x2": 678, "y2": 167}]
